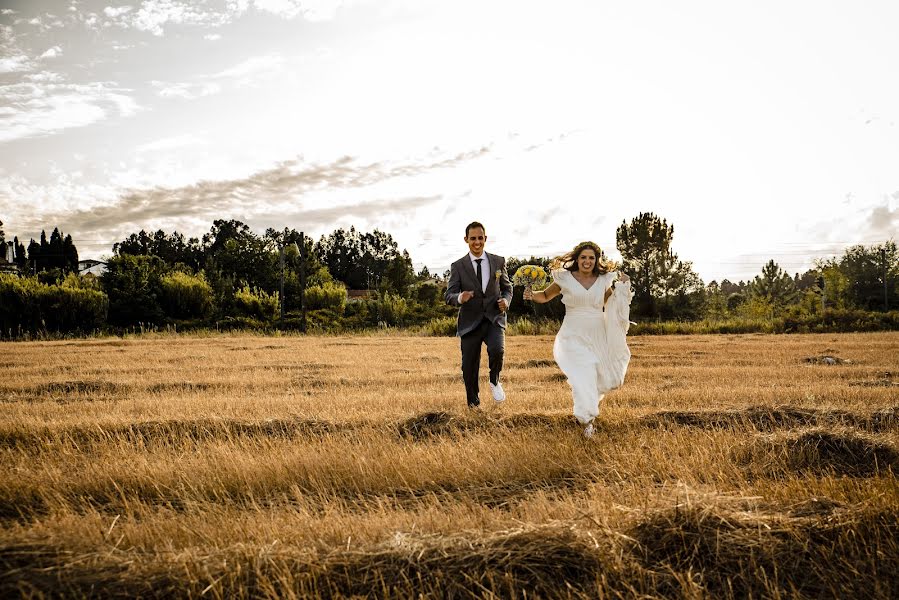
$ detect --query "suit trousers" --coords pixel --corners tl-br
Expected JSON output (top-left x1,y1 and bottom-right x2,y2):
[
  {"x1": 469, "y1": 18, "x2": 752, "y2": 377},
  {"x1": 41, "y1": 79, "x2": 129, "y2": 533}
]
[{"x1": 460, "y1": 316, "x2": 505, "y2": 407}]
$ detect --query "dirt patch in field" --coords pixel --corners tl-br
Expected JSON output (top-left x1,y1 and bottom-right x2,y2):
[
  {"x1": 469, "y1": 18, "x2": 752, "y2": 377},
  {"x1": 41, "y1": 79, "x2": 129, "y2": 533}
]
[
  {"x1": 396, "y1": 411, "x2": 577, "y2": 441},
  {"x1": 733, "y1": 429, "x2": 899, "y2": 477},
  {"x1": 506, "y1": 359, "x2": 558, "y2": 370},
  {"x1": 640, "y1": 405, "x2": 898, "y2": 433},
  {"x1": 145, "y1": 382, "x2": 223, "y2": 393},
  {"x1": 803, "y1": 355, "x2": 851, "y2": 365}
]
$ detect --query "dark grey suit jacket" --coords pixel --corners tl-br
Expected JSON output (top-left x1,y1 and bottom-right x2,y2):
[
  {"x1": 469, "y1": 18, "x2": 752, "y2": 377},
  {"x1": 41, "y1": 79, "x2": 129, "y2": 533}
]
[{"x1": 444, "y1": 252, "x2": 514, "y2": 337}]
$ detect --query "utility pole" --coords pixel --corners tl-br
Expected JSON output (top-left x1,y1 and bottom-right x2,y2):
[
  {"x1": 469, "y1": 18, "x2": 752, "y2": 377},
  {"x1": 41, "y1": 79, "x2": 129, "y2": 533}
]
[
  {"x1": 818, "y1": 274, "x2": 826, "y2": 312},
  {"x1": 279, "y1": 244, "x2": 286, "y2": 325}
]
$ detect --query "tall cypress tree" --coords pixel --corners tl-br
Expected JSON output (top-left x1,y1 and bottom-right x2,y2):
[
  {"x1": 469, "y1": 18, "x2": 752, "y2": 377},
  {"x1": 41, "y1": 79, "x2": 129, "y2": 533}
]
[
  {"x1": 63, "y1": 234, "x2": 79, "y2": 272},
  {"x1": 14, "y1": 237, "x2": 26, "y2": 269}
]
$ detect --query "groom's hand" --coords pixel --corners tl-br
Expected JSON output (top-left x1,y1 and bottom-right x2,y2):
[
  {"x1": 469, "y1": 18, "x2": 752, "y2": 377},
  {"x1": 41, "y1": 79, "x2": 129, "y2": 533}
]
[
  {"x1": 459, "y1": 291, "x2": 475, "y2": 303},
  {"x1": 497, "y1": 298, "x2": 508, "y2": 312}
]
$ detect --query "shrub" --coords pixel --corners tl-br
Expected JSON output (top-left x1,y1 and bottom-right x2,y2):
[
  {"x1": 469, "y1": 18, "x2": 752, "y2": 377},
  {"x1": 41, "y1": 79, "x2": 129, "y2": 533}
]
[
  {"x1": 160, "y1": 271, "x2": 214, "y2": 319},
  {"x1": 420, "y1": 316, "x2": 457, "y2": 336},
  {"x1": 0, "y1": 273, "x2": 107, "y2": 336},
  {"x1": 507, "y1": 317, "x2": 560, "y2": 336},
  {"x1": 375, "y1": 292, "x2": 408, "y2": 327},
  {"x1": 233, "y1": 286, "x2": 279, "y2": 321},
  {"x1": 304, "y1": 281, "x2": 347, "y2": 312},
  {"x1": 215, "y1": 315, "x2": 270, "y2": 331}
]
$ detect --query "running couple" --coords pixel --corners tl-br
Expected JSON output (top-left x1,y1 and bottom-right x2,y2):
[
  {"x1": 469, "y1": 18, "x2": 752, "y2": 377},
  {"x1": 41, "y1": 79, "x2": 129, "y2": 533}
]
[{"x1": 444, "y1": 221, "x2": 633, "y2": 438}]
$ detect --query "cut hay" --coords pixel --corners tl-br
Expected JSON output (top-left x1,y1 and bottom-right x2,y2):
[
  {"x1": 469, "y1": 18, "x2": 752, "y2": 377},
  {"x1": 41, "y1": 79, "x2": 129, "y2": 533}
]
[
  {"x1": 641, "y1": 405, "x2": 899, "y2": 433},
  {"x1": 0, "y1": 417, "x2": 342, "y2": 453},
  {"x1": 630, "y1": 502, "x2": 899, "y2": 598},
  {"x1": 733, "y1": 429, "x2": 899, "y2": 477},
  {"x1": 0, "y1": 526, "x2": 636, "y2": 599}
]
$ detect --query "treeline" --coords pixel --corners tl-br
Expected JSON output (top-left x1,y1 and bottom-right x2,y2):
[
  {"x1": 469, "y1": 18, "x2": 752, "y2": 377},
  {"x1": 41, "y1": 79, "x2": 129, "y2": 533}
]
[
  {"x1": 1, "y1": 219, "x2": 453, "y2": 336},
  {"x1": 1, "y1": 214, "x2": 897, "y2": 338},
  {"x1": 0, "y1": 224, "x2": 78, "y2": 276}
]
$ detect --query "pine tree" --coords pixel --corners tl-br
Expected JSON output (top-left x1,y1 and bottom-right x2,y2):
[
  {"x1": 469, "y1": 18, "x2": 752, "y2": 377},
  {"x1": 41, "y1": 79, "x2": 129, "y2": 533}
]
[{"x1": 748, "y1": 260, "x2": 800, "y2": 313}]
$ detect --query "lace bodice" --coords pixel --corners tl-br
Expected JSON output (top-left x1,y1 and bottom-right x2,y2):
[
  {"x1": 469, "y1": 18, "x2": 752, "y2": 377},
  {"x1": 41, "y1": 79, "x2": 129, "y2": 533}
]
[{"x1": 551, "y1": 269, "x2": 615, "y2": 310}]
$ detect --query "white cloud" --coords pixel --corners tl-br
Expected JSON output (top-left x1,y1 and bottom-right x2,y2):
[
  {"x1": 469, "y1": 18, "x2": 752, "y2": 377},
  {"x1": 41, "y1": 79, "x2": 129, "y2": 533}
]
[
  {"x1": 136, "y1": 133, "x2": 205, "y2": 153},
  {"x1": 103, "y1": 6, "x2": 134, "y2": 18},
  {"x1": 212, "y1": 53, "x2": 284, "y2": 83},
  {"x1": 150, "y1": 53, "x2": 285, "y2": 101},
  {"x1": 252, "y1": 0, "x2": 304, "y2": 19},
  {"x1": 151, "y1": 80, "x2": 222, "y2": 99},
  {"x1": 0, "y1": 54, "x2": 31, "y2": 73},
  {"x1": 26, "y1": 71, "x2": 65, "y2": 83},
  {"x1": 203, "y1": 33, "x2": 221, "y2": 41},
  {"x1": 40, "y1": 46, "x2": 62, "y2": 59},
  {"x1": 107, "y1": 0, "x2": 231, "y2": 36},
  {"x1": 0, "y1": 82, "x2": 140, "y2": 143}
]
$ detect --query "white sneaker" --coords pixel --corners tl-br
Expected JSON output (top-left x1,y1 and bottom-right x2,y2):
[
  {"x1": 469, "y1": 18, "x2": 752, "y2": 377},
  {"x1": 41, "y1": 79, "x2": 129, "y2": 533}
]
[
  {"x1": 583, "y1": 421, "x2": 595, "y2": 438},
  {"x1": 489, "y1": 381, "x2": 506, "y2": 403}
]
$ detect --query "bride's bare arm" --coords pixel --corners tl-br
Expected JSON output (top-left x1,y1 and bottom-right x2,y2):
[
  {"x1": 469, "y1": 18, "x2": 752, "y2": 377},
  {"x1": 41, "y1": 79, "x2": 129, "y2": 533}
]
[
  {"x1": 524, "y1": 282, "x2": 561, "y2": 304},
  {"x1": 604, "y1": 272, "x2": 630, "y2": 306}
]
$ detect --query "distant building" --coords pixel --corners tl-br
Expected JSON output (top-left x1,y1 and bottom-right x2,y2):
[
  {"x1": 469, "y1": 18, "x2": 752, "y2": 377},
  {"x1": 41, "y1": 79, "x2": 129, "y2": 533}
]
[
  {"x1": 78, "y1": 259, "x2": 107, "y2": 276},
  {"x1": 0, "y1": 241, "x2": 19, "y2": 275}
]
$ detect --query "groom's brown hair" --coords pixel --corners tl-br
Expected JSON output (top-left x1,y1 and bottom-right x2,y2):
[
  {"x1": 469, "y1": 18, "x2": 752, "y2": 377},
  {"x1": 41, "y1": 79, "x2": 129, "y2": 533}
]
[{"x1": 465, "y1": 221, "x2": 485, "y2": 237}]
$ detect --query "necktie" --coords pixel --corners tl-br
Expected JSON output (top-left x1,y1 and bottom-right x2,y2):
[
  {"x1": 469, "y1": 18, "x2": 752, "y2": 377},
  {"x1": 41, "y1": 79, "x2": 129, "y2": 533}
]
[{"x1": 475, "y1": 258, "x2": 483, "y2": 294}]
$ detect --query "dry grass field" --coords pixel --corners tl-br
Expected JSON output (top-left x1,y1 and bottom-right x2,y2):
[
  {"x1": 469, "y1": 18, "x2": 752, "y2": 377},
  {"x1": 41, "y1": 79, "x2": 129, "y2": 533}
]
[{"x1": 1, "y1": 332, "x2": 898, "y2": 598}]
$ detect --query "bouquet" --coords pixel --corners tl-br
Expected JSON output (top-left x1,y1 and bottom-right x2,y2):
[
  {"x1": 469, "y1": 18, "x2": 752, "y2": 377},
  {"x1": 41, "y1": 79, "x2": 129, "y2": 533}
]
[{"x1": 512, "y1": 264, "x2": 549, "y2": 293}]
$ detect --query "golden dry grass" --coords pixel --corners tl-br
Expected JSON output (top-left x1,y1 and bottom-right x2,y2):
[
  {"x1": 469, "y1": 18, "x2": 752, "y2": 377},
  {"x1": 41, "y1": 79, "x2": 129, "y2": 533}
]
[{"x1": 0, "y1": 332, "x2": 897, "y2": 598}]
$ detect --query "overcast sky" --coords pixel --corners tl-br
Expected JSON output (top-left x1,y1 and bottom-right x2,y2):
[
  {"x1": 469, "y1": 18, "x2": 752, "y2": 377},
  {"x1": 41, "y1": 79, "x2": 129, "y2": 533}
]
[{"x1": 1, "y1": 0, "x2": 897, "y2": 282}]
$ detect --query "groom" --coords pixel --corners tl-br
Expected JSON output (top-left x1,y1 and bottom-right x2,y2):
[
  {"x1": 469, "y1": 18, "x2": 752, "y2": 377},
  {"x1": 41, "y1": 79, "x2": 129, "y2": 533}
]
[{"x1": 445, "y1": 221, "x2": 513, "y2": 409}]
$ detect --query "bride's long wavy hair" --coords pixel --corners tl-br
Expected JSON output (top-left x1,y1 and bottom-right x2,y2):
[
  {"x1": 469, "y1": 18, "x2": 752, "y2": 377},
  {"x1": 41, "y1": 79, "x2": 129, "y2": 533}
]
[{"x1": 552, "y1": 241, "x2": 616, "y2": 275}]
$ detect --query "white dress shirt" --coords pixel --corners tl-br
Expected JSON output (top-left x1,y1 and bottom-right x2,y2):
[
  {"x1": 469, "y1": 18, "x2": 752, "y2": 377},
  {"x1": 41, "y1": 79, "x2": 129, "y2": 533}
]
[
  {"x1": 457, "y1": 252, "x2": 490, "y2": 303},
  {"x1": 468, "y1": 252, "x2": 490, "y2": 293}
]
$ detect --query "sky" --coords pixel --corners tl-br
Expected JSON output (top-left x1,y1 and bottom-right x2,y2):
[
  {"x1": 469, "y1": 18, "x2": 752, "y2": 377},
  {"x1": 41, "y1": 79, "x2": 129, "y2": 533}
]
[{"x1": 1, "y1": 0, "x2": 897, "y2": 283}]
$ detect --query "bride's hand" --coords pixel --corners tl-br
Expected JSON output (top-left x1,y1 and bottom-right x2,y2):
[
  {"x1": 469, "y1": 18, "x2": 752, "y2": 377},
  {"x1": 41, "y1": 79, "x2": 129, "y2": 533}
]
[{"x1": 523, "y1": 288, "x2": 534, "y2": 301}]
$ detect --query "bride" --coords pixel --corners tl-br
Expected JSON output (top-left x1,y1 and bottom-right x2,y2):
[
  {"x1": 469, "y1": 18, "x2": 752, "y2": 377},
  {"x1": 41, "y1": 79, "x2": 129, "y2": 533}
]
[{"x1": 524, "y1": 241, "x2": 633, "y2": 437}]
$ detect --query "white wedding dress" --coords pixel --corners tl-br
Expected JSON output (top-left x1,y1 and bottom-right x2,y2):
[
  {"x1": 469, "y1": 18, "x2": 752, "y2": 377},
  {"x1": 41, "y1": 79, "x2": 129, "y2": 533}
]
[{"x1": 551, "y1": 269, "x2": 634, "y2": 425}]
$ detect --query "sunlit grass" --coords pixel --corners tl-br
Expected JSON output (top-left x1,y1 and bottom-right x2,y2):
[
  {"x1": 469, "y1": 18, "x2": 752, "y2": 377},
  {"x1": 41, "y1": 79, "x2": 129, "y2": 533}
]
[{"x1": 0, "y1": 332, "x2": 897, "y2": 597}]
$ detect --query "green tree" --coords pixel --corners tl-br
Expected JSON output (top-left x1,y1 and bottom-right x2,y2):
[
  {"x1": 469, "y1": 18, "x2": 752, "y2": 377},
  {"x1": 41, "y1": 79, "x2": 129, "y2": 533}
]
[
  {"x1": 114, "y1": 229, "x2": 203, "y2": 270},
  {"x1": 315, "y1": 227, "x2": 414, "y2": 292},
  {"x1": 616, "y1": 213, "x2": 702, "y2": 319},
  {"x1": 101, "y1": 254, "x2": 167, "y2": 325},
  {"x1": 14, "y1": 237, "x2": 26, "y2": 269},
  {"x1": 202, "y1": 219, "x2": 277, "y2": 303},
  {"x1": 747, "y1": 260, "x2": 800, "y2": 314},
  {"x1": 704, "y1": 281, "x2": 730, "y2": 320},
  {"x1": 263, "y1": 227, "x2": 328, "y2": 312},
  {"x1": 834, "y1": 241, "x2": 898, "y2": 310},
  {"x1": 0, "y1": 219, "x2": 4, "y2": 248}
]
